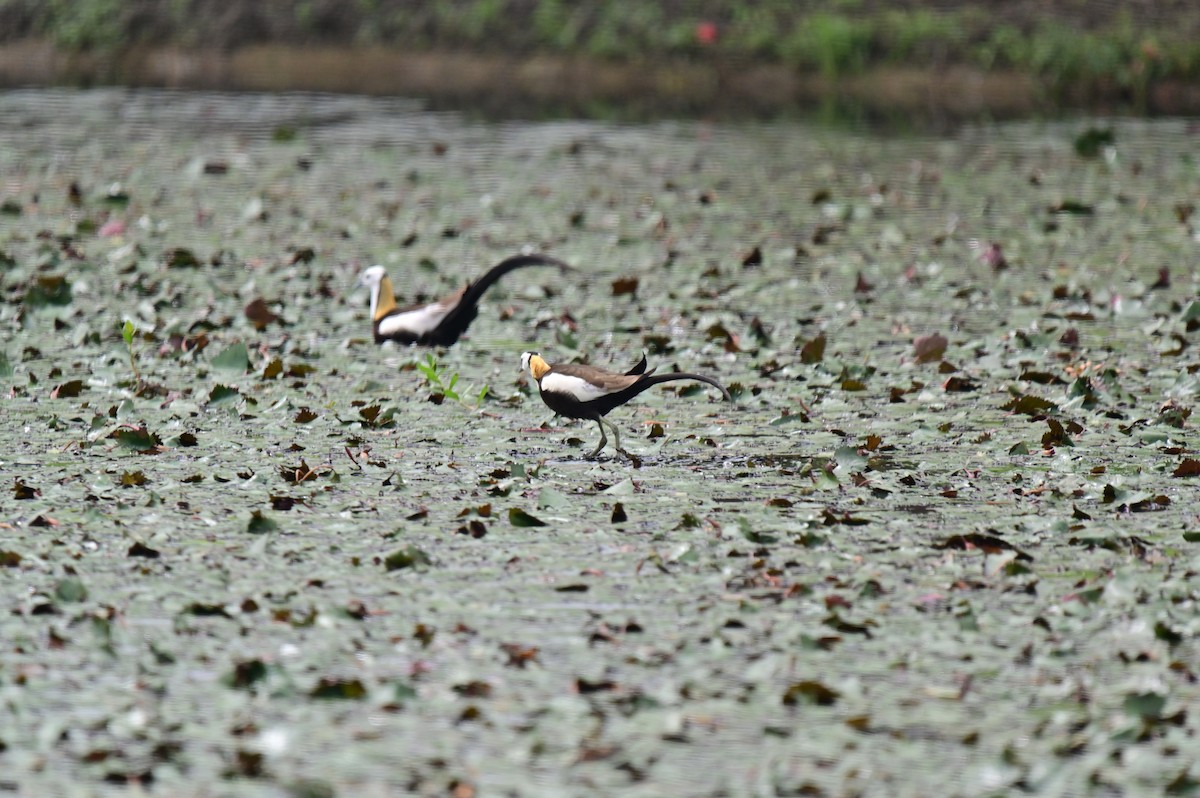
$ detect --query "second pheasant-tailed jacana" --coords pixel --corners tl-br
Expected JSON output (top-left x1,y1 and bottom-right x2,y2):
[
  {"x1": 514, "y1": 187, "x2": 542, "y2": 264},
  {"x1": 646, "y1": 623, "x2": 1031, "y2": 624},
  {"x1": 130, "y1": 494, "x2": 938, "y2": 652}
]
[
  {"x1": 359, "y1": 253, "x2": 570, "y2": 346},
  {"x1": 521, "y1": 351, "x2": 731, "y2": 459}
]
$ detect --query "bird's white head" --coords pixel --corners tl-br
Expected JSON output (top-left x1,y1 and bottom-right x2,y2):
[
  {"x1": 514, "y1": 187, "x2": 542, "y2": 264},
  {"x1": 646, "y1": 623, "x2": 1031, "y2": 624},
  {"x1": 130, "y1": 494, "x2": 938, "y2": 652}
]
[
  {"x1": 359, "y1": 265, "x2": 387, "y2": 290},
  {"x1": 359, "y1": 265, "x2": 396, "y2": 321},
  {"x1": 521, "y1": 351, "x2": 550, "y2": 380}
]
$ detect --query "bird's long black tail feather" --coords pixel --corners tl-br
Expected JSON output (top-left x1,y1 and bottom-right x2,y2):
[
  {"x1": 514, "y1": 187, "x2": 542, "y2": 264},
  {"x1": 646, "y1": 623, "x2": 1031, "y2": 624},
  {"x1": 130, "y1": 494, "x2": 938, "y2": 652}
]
[
  {"x1": 637, "y1": 372, "x2": 732, "y2": 402},
  {"x1": 624, "y1": 354, "x2": 650, "y2": 376},
  {"x1": 435, "y1": 254, "x2": 571, "y2": 344}
]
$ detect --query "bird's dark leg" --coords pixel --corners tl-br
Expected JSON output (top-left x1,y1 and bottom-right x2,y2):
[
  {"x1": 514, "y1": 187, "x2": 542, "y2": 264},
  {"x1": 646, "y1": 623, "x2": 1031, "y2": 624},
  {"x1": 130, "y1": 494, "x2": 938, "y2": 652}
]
[
  {"x1": 604, "y1": 417, "x2": 643, "y2": 468},
  {"x1": 600, "y1": 416, "x2": 642, "y2": 464},
  {"x1": 602, "y1": 417, "x2": 623, "y2": 453},
  {"x1": 587, "y1": 416, "x2": 608, "y2": 459}
]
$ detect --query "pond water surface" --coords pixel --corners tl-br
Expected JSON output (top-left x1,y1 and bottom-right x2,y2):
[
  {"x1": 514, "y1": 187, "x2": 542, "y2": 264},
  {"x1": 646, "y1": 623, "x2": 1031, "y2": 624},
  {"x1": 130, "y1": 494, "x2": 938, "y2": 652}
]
[{"x1": 1, "y1": 88, "x2": 1199, "y2": 796}]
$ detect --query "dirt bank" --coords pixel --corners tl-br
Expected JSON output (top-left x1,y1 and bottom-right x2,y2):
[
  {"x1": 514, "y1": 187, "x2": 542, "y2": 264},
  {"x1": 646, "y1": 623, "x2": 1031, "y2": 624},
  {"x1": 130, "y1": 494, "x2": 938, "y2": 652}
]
[{"x1": 2, "y1": 1, "x2": 1199, "y2": 120}]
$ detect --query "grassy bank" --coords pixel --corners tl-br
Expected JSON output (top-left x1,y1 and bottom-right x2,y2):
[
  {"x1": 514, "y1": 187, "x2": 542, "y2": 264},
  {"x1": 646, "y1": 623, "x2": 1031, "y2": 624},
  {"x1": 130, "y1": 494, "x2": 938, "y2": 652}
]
[{"x1": 1, "y1": 1, "x2": 1199, "y2": 113}]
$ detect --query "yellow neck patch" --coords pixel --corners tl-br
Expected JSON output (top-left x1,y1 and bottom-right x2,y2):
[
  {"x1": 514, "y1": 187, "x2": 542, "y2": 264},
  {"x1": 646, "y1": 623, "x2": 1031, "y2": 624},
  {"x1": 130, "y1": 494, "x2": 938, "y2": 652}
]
[
  {"x1": 528, "y1": 353, "x2": 551, "y2": 380},
  {"x1": 373, "y1": 274, "x2": 398, "y2": 321}
]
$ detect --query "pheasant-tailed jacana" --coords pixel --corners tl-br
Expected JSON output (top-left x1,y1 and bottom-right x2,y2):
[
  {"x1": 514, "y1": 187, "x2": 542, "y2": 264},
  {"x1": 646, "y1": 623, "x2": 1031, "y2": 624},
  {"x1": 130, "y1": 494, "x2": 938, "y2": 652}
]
[
  {"x1": 360, "y1": 254, "x2": 570, "y2": 346},
  {"x1": 521, "y1": 351, "x2": 730, "y2": 459}
]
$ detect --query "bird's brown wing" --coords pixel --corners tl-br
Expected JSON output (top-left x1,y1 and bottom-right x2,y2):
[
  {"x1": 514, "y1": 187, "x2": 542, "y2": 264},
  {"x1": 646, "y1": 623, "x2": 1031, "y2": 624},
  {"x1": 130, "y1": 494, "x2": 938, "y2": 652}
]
[
  {"x1": 435, "y1": 283, "x2": 469, "y2": 309},
  {"x1": 550, "y1": 362, "x2": 644, "y2": 393}
]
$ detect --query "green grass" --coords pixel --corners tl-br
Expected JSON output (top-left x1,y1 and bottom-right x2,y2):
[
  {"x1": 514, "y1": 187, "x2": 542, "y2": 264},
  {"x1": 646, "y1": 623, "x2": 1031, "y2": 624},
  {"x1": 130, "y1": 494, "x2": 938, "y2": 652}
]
[{"x1": 3, "y1": 0, "x2": 1200, "y2": 98}]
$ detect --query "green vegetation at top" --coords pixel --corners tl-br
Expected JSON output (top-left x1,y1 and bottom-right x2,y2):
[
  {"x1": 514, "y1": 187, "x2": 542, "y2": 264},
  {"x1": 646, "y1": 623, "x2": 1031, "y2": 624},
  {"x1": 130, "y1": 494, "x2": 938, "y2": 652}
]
[{"x1": 1, "y1": 0, "x2": 1199, "y2": 94}]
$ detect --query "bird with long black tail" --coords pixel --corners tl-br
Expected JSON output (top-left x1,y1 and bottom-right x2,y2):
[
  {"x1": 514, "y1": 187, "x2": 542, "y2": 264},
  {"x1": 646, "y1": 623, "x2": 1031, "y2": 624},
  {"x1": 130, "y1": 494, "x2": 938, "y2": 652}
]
[
  {"x1": 359, "y1": 254, "x2": 571, "y2": 346},
  {"x1": 521, "y1": 351, "x2": 731, "y2": 460}
]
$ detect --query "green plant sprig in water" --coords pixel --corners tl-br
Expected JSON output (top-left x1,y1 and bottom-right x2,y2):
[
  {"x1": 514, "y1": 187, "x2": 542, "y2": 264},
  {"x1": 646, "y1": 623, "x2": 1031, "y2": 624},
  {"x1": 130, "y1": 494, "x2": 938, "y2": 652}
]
[
  {"x1": 121, "y1": 319, "x2": 143, "y2": 391},
  {"x1": 415, "y1": 353, "x2": 490, "y2": 409}
]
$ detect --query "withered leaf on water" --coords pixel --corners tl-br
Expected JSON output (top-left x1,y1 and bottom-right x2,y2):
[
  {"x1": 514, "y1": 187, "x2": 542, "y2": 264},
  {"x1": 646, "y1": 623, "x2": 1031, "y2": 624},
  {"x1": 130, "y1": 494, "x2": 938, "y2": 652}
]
[
  {"x1": 227, "y1": 659, "x2": 268, "y2": 689},
  {"x1": 822, "y1": 614, "x2": 874, "y2": 637},
  {"x1": 51, "y1": 379, "x2": 84, "y2": 398},
  {"x1": 611, "y1": 276, "x2": 639, "y2": 296},
  {"x1": 1041, "y1": 419, "x2": 1074, "y2": 448},
  {"x1": 1001, "y1": 394, "x2": 1057, "y2": 416},
  {"x1": 501, "y1": 643, "x2": 540, "y2": 668},
  {"x1": 280, "y1": 459, "x2": 324, "y2": 483},
  {"x1": 244, "y1": 298, "x2": 280, "y2": 330},
  {"x1": 13, "y1": 479, "x2": 39, "y2": 499},
  {"x1": 782, "y1": 680, "x2": 840, "y2": 707},
  {"x1": 1173, "y1": 458, "x2": 1200, "y2": 478},
  {"x1": 171, "y1": 432, "x2": 199, "y2": 447},
  {"x1": 1020, "y1": 370, "x2": 1066, "y2": 385},
  {"x1": 456, "y1": 519, "x2": 488, "y2": 538},
  {"x1": 270, "y1": 495, "x2": 296, "y2": 511},
  {"x1": 310, "y1": 677, "x2": 367, "y2": 700},
  {"x1": 943, "y1": 376, "x2": 978, "y2": 392},
  {"x1": 288, "y1": 247, "x2": 316, "y2": 264},
  {"x1": 127, "y1": 542, "x2": 160, "y2": 558},
  {"x1": 934, "y1": 533, "x2": 1033, "y2": 562},
  {"x1": 913, "y1": 333, "x2": 948, "y2": 363},
  {"x1": 822, "y1": 508, "x2": 870, "y2": 526},
  {"x1": 164, "y1": 247, "x2": 201, "y2": 268},
  {"x1": 800, "y1": 333, "x2": 826, "y2": 364}
]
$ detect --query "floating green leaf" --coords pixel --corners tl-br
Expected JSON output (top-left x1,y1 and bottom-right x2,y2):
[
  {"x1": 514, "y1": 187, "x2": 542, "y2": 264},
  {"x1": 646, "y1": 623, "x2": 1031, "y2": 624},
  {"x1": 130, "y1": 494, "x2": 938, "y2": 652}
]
[
  {"x1": 54, "y1": 577, "x2": 88, "y2": 603},
  {"x1": 208, "y1": 384, "x2": 241, "y2": 405},
  {"x1": 509, "y1": 508, "x2": 548, "y2": 527},
  {"x1": 1074, "y1": 126, "x2": 1114, "y2": 157},
  {"x1": 24, "y1": 276, "x2": 72, "y2": 308},
  {"x1": 211, "y1": 343, "x2": 250, "y2": 374},
  {"x1": 110, "y1": 426, "x2": 163, "y2": 452},
  {"x1": 247, "y1": 510, "x2": 278, "y2": 534},
  {"x1": 227, "y1": 658, "x2": 269, "y2": 689},
  {"x1": 537, "y1": 487, "x2": 570, "y2": 510},
  {"x1": 384, "y1": 546, "x2": 431, "y2": 570},
  {"x1": 164, "y1": 247, "x2": 200, "y2": 268},
  {"x1": 1123, "y1": 692, "x2": 1165, "y2": 721}
]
